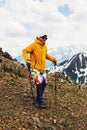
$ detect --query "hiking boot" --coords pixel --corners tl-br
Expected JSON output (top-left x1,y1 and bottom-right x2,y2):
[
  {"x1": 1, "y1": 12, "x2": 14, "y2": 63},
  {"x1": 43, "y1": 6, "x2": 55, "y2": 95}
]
[
  {"x1": 42, "y1": 101, "x2": 46, "y2": 105},
  {"x1": 39, "y1": 103, "x2": 46, "y2": 109}
]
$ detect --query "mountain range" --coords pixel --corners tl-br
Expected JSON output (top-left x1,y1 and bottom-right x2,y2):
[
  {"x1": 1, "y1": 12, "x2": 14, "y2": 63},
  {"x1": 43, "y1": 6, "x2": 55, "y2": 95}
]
[
  {"x1": 17, "y1": 44, "x2": 87, "y2": 65},
  {"x1": 48, "y1": 44, "x2": 87, "y2": 63},
  {"x1": 16, "y1": 44, "x2": 87, "y2": 84},
  {"x1": 58, "y1": 52, "x2": 87, "y2": 84},
  {"x1": 47, "y1": 44, "x2": 87, "y2": 84},
  {"x1": 47, "y1": 52, "x2": 87, "y2": 84}
]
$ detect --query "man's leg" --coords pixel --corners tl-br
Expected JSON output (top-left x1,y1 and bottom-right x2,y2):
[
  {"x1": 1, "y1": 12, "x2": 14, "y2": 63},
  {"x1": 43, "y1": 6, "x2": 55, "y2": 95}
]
[
  {"x1": 36, "y1": 84, "x2": 44, "y2": 104},
  {"x1": 36, "y1": 84, "x2": 46, "y2": 108},
  {"x1": 41, "y1": 84, "x2": 46, "y2": 103}
]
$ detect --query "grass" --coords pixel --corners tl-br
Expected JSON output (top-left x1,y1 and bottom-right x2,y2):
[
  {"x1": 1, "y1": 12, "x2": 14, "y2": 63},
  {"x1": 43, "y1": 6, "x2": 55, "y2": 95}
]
[{"x1": 0, "y1": 72, "x2": 87, "y2": 130}]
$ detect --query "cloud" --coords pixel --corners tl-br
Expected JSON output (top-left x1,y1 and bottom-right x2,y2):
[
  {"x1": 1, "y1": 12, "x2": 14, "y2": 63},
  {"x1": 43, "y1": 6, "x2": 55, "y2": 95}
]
[
  {"x1": 0, "y1": 0, "x2": 87, "y2": 58},
  {"x1": 32, "y1": 0, "x2": 44, "y2": 2}
]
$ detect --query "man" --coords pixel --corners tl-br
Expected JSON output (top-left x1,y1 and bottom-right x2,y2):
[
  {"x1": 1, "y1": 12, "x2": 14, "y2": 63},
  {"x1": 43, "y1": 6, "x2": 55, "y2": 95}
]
[{"x1": 22, "y1": 35, "x2": 56, "y2": 108}]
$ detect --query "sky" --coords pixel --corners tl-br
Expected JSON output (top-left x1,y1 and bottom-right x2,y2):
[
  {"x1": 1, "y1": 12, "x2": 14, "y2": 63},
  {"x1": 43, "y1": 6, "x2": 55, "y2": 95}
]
[{"x1": 0, "y1": 0, "x2": 87, "y2": 58}]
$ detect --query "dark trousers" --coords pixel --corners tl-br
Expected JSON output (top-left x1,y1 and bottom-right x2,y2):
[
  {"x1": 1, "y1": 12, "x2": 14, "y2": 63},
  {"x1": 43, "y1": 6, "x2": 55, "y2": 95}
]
[{"x1": 36, "y1": 84, "x2": 46, "y2": 105}]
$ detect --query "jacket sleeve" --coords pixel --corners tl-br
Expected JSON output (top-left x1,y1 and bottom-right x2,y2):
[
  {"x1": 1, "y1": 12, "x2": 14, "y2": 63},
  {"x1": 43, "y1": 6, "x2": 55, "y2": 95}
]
[
  {"x1": 22, "y1": 43, "x2": 34, "y2": 62},
  {"x1": 46, "y1": 53, "x2": 56, "y2": 62}
]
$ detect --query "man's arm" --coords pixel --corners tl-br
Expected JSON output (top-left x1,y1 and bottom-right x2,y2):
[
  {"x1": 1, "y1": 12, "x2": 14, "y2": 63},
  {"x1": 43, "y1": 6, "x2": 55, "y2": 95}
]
[
  {"x1": 22, "y1": 43, "x2": 34, "y2": 62},
  {"x1": 46, "y1": 53, "x2": 57, "y2": 65}
]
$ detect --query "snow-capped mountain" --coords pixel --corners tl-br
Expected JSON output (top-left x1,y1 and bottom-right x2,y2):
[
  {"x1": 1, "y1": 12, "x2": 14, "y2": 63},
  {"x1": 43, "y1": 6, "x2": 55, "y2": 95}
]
[
  {"x1": 16, "y1": 44, "x2": 87, "y2": 66},
  {"x1": 48, "y1": 44, "x2": 87, "y2": 63},
  {"x1": 62, "y1": 52, "x2": 87, "y2": 84},
  {"x1": 48, "y1": 52, "x2": 87, "y2": 84}
]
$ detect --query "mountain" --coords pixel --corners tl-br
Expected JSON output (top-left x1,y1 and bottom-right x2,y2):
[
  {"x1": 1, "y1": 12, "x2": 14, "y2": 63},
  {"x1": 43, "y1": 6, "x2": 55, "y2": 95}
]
[
  {"x1": 48, "y1": 44, "x2": 87, "y2": 63},
  {"x1": 0, "y1": 47, "x2": 27, "y2": 77},
  {"x1": 48, "y1": 52, "x2": 87, "y2": 84},
  {"x1": 0, "y1": 48, "x2": 87, "y2": 130},
  {"x1": 16, "y1": 55, "x2": 25, "y2": 64},
  {"x1": 62, "y1": 52, "x2": 87, "y2": 84},
  {"x1": 16, "y1": 44, "x2": 87, "y2": 67}
]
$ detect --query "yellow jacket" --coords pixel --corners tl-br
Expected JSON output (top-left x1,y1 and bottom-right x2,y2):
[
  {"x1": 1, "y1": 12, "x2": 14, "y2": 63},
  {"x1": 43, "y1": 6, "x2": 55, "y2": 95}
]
[{"x1": 22, "y1": 37, "x2": 56, "y2": 71}]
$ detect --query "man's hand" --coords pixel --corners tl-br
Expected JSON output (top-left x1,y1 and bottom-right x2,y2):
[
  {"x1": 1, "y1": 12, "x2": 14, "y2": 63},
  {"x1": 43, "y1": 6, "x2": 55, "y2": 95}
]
[{"x1": 53, "y1": 59, "x2": 57, "y2": 66}]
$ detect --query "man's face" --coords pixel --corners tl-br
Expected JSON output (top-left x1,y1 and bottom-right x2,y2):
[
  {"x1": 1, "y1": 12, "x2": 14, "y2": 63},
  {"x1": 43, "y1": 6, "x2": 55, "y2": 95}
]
[{"x1": 41, "y1": 38, "x2": 47, "y2": 44}]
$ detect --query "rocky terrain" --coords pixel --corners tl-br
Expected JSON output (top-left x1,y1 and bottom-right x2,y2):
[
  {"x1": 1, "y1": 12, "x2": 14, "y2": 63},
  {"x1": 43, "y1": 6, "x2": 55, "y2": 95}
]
[{"x1": 0, "y1": 48, "x2": 87, "y2": 130}]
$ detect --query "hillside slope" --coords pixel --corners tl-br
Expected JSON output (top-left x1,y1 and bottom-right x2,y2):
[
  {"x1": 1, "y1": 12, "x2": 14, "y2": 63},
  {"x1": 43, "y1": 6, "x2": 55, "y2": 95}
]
[{"x1": 0, "y1": 49, "x2": 87, "y2": 130}]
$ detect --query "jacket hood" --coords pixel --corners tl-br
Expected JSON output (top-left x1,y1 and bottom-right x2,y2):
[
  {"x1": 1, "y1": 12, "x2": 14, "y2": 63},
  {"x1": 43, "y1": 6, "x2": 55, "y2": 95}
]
[{"x1": 34, "y1": 37, "x2": 45, "y2": 46}]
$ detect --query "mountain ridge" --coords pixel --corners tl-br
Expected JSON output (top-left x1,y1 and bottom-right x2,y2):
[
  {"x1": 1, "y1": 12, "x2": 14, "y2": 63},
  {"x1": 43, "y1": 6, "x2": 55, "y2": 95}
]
[
  {"x1": 63, "y1": 52, "x2": 87, "y2": 84},
  {"x1": 47, "y1": 52, "x2": 87, "y2": 84},
  {"x1": 16, "y1": 44, "x2": 87, "y2": 67}
]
